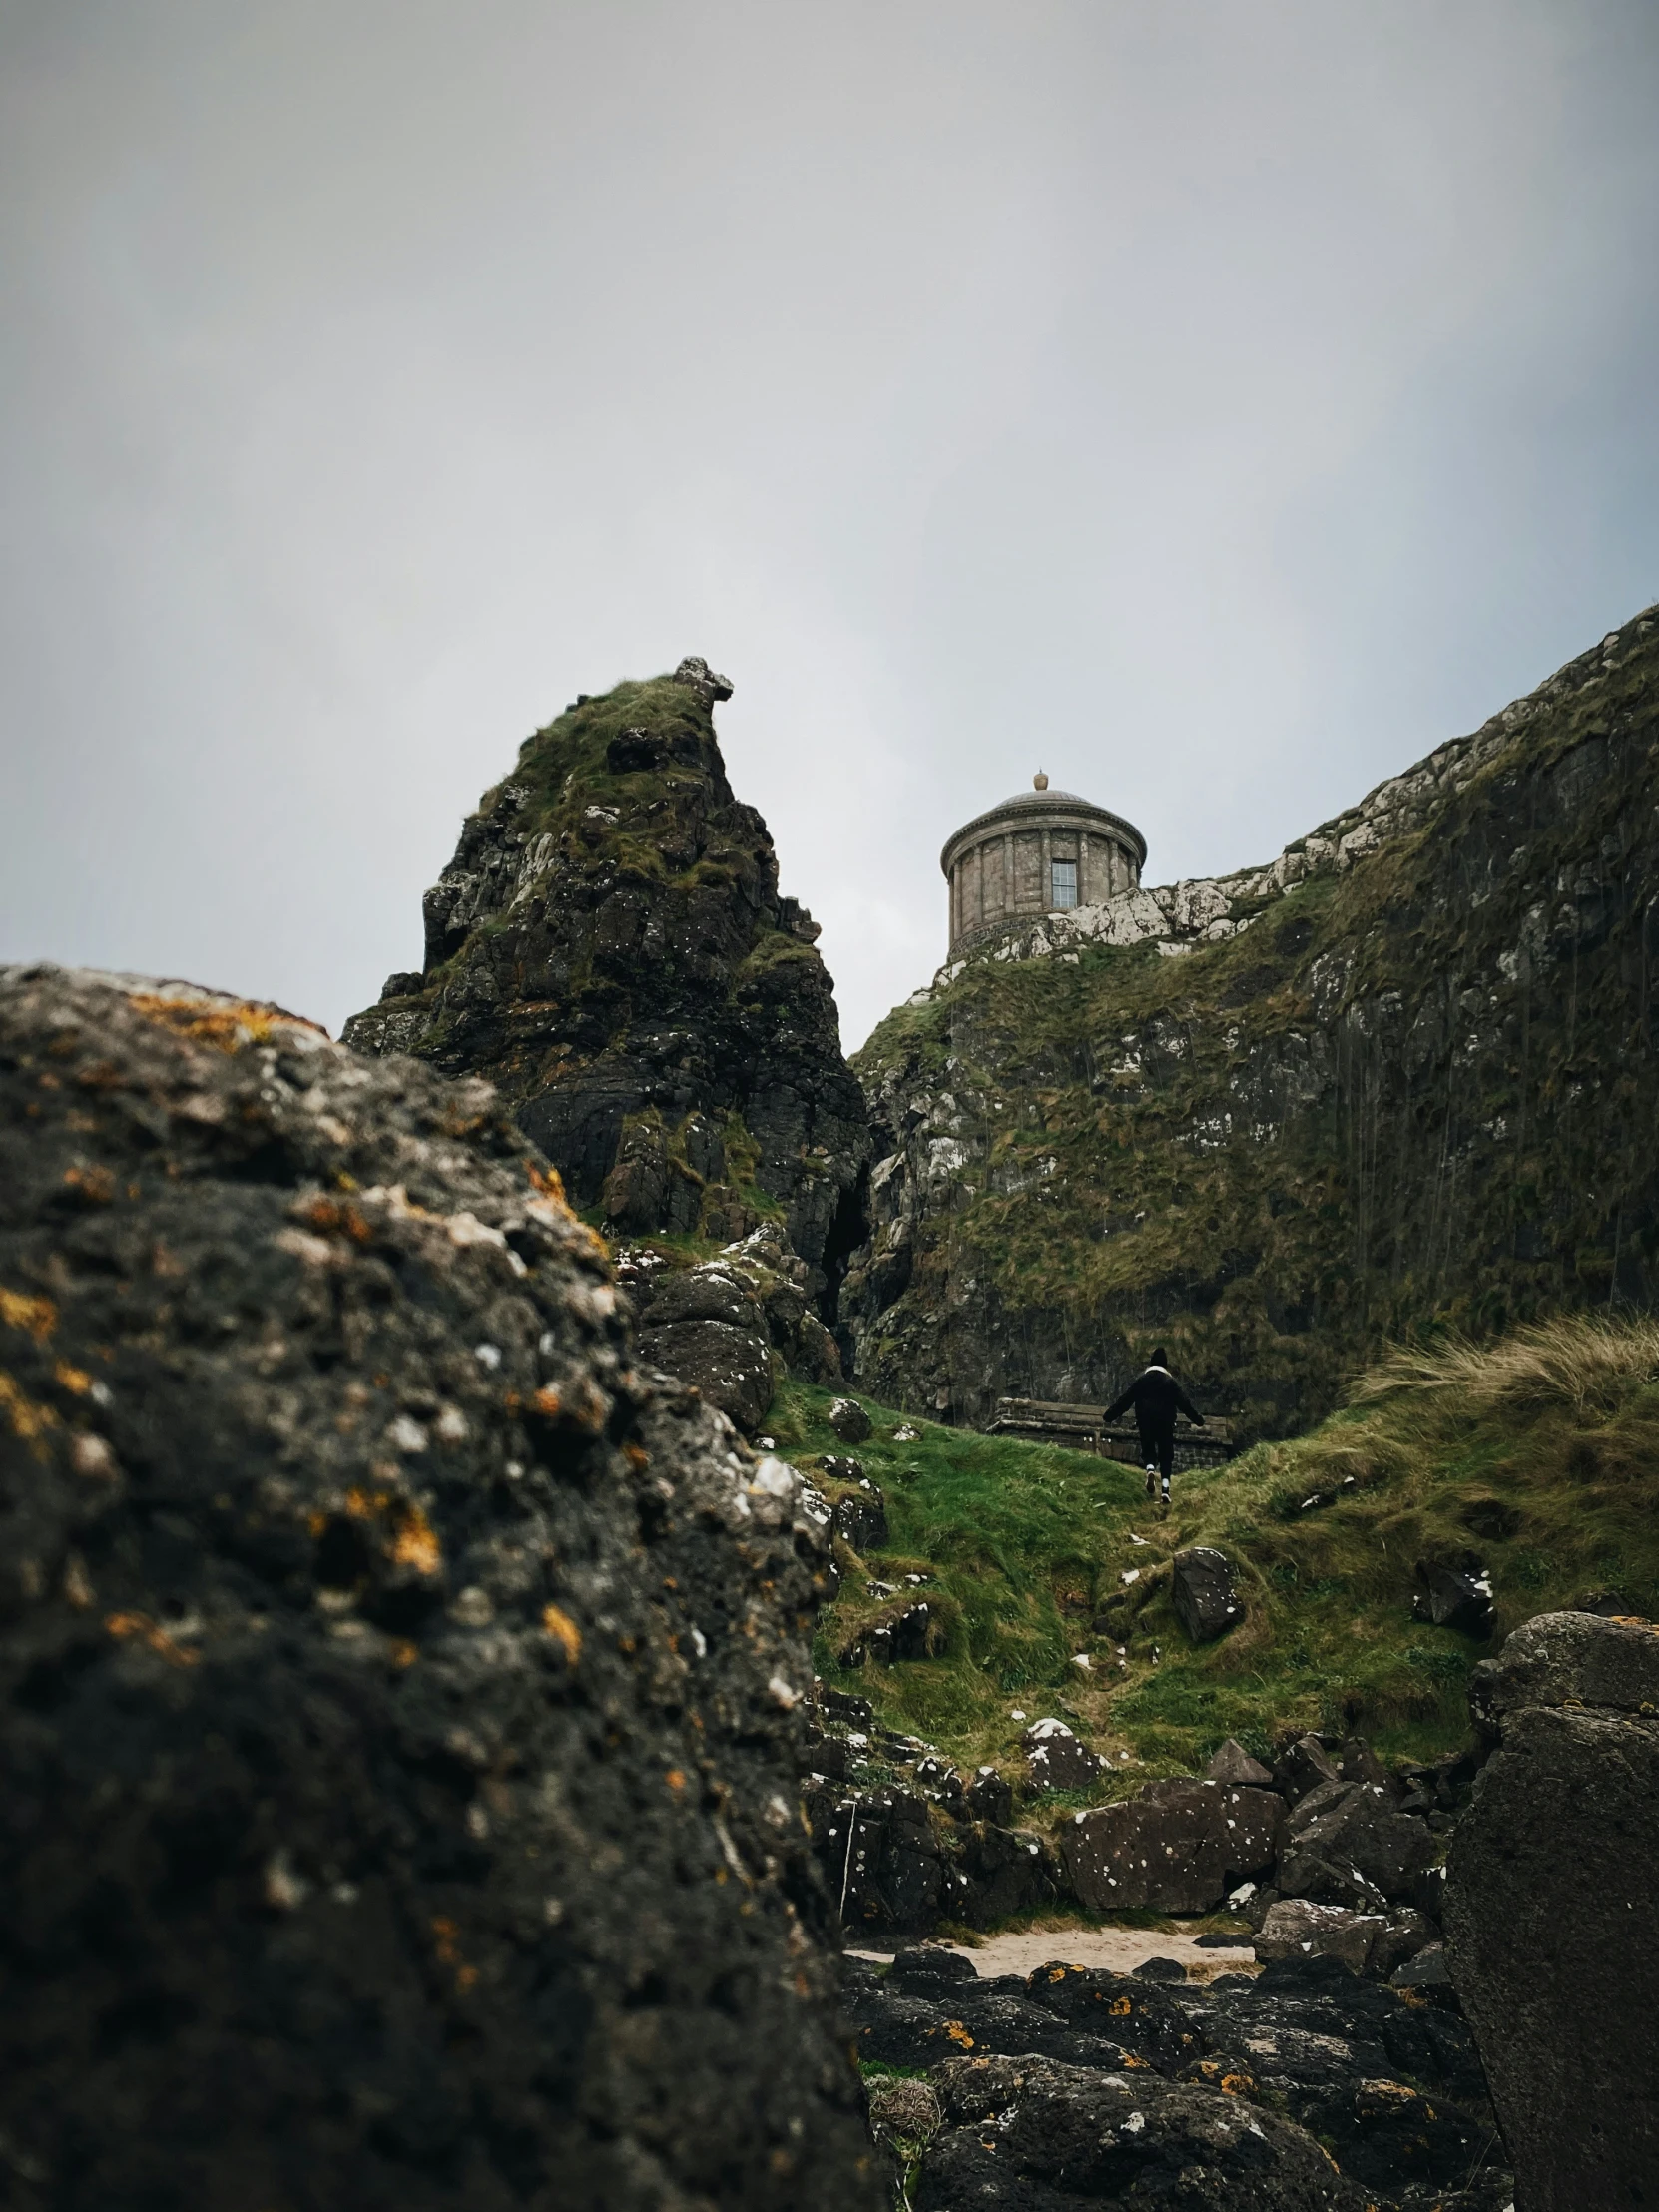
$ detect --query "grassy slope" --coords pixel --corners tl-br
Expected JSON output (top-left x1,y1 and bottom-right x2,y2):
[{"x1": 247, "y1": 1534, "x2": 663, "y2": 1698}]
[{"x1": 769, "y1": 1315, "x2": 1659, "y2": 1790}]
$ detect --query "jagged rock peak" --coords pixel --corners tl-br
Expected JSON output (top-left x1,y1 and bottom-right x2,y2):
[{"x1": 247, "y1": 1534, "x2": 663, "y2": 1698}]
[
  {"x1": 344, "y1": 663, "x2": 871, "y2": 1301},
  {"x1": 673, "y1": 654, "x2": 734, "y2": 702}
]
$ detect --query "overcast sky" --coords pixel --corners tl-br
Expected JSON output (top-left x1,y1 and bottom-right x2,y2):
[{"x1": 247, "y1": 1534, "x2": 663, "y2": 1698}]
[{"x1": 4, "y1": 2, "x2": 1658, "y2": 1052}]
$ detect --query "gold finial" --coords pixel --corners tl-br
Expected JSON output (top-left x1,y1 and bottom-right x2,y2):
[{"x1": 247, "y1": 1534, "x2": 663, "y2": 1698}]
[{"x1": 1033, "y1": 770, "x2": 1049, "y2": 791}]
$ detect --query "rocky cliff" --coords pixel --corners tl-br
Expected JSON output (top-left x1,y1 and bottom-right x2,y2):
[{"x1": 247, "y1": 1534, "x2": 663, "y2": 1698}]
[
  {"x1": 0, "y1": 964, "x2": 881, "y2": 2212},
  {"x1": 344, "y1": 659, "x2": 869, "y2": 1309},
  {"x1": 847, "y1": 603, "x2": 1659, "y2": 1435}
]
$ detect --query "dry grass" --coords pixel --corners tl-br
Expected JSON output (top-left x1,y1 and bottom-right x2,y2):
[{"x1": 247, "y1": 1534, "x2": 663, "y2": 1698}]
[{"x1": 1353, "y1": 1313, "x2": 1659, "y2": 1417}]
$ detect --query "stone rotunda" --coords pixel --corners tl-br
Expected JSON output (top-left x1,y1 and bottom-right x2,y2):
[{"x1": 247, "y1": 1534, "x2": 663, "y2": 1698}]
[{"x1": 940, "y1": 773, "x2": 1146, "y2": 958}]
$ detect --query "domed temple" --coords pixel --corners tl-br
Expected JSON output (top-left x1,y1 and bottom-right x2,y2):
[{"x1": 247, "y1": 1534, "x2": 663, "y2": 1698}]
[{"x1": 940, "y1": 773, "x2": 1146, "y2": 959}]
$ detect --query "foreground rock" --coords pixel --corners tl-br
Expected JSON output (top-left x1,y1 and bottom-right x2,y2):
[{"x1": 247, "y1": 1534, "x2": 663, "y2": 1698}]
[
  {"x1": 846, "y1": 1947, "x2": 1506, "y2": 2207},
  {"x1": 342, "y1": 658, "x2": 870, "y2": 1304},
  {"x1": 0, "y1": 967, "x2": 880, "y2": 2212},
  {"x1": 1446, "y1": 1609, "x2": 1659, "y2": 2209}
]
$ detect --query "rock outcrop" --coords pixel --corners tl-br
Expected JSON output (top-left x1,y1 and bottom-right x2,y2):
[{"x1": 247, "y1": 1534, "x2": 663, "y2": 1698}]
[
  {"x1": 1445, "y1": 1608, "x2": 1659, "y2": 2209},
  {"x1": 844, "y1": 1949, "x2": 1506, "y2": 2207},
  {"x1": 343, "y1": 659, "x2": 870, "y2": 1313},
  {"x1": 845, "y1": 604, "x2": 1659, "y2": 1432},
  {"x1": 0, "y1": 966, "x2": 880, "y2": 2212}
]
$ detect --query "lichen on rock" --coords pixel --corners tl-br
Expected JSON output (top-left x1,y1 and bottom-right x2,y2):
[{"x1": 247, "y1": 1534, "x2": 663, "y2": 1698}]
[{"x1": 0, "y1": 963, "x2": 880, "y2": 2211}]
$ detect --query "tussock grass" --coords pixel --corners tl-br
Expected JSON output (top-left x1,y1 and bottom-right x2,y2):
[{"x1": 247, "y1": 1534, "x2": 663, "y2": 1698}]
[
  {"x1": 1353, "y1": 1313, "x2": 1659, "y2": 1415},
  {"x1": 783, "y1": 1313, "x2": 1659, "y2": 1788}
]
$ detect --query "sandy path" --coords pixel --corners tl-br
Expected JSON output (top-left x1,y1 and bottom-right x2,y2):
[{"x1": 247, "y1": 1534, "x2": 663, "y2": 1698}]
[{"x1": 850, "y1": 1925, "x2": 1258, "y2": 1983}]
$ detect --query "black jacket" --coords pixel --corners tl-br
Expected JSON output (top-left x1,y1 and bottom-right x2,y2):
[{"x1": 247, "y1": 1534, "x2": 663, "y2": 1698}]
[{"x1": 1105, "y1": 1366, "x2": 1204, "y2": 1435}]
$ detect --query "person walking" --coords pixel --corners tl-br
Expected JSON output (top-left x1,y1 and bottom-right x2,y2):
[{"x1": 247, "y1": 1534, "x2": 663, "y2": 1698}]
[{"x1": 1104, "y1": 1347, "x2": 1205, "y2": 1512}]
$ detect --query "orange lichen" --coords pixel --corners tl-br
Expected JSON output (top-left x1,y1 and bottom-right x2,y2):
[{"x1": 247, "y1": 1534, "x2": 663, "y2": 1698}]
[
  {"x1": 665, "y1": 1769, "x2": 687, "y2": 1795},
  {"x1": 388, "y1": 1503, "x2": 442, "y2": 1577},
  {"x1": 298, "y1": 1197, "x2": 372, "y2": 1243},
  {"x1": 63, "y1": 1165, "x2": 115, "y2": 1205},
  {"x1": 0, "y1": 1289, "x2": 56, "y2": 1343},
  {"x1": 53, "y1": 1361, "x2": 93, "y2": 1395},
  {"x1": 541, "y1": 1605, "x2": 583, "y2": 1665},
  {"x1": 105, "y1": 1611, "x2": 197, "y2": 1667},
  {"x1": 0, "y1": 1372, "x2": 58, "y2": 1449},
  {"x1": 129, "y1": 992, "x2": 323, "y2": 1052},
  {"x1": 944, "y1": 2021, "x2": 976, "y2": 2048},
  {"x1": 1109, "y1": 1995, "x2": 1132, "y2": 2016}
]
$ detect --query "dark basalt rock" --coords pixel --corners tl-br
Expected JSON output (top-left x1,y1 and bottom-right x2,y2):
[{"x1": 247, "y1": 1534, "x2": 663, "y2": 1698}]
[
  {"x1": 915, "y1": 2054, "x2": 1374, "y2": 2210},
  {"x1": 1063, "y1": 1779, "x2": 1283, "y2": 1912},
  {"x1": 1172, "y1": 1545, "x2": 1244, "y2": 1641},
  {"x1": 830, "y1": 1479, "x2": 888, "y2": 1554},
  {"x1": 1412, "y1": 1555, "x2": 1494, "y2": 1637},
  {"x1": 1445, "y1": 1610, "x2": 1659, "y2": 2209},
  {"x1": 1206, "y1": 1735, "x2": 1274, "y2": 1788},
  {"x1": 853, "y1": 1940, "x2": 1505, "y2": 2205},
  {"x1": 828, "y1": 1395, "x2": 873, "y2": 1442},
  {"x1": 342, "y1": 659, "x2": 870, "y2": 1311},
  {"x1": 1021, "y1": 1717, "x2": 1106, "y2": 1792},
  {"x1": 1277, "y1": 1779, "x2": 1435, "y2": 1908},
  {"x1": 0, "y1": 965, "x2": 880, "y2": 2212},
  {"x1": 1274, "y1": 1731, "x2": 1342, "y2": 1806}
]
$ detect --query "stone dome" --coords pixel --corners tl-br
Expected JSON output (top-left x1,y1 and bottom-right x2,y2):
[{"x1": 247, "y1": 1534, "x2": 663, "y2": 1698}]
[{"x1": 939, "y1": 777, "x2": 1146, "y2": 959}]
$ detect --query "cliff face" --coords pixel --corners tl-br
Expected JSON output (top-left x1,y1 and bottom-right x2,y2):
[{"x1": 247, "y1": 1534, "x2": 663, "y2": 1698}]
[
  {"x1": 846, "y1": 605, "x2": 1659, "y2": 1435},
  {"x1": 344, "y1": 659, "x2": 869, "y2": 1304}
]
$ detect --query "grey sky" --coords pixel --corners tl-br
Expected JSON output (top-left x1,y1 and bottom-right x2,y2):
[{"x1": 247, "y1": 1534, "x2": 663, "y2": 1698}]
[{"x1": 4, "y1": 1, "x2": 1658, "y2": 1052}]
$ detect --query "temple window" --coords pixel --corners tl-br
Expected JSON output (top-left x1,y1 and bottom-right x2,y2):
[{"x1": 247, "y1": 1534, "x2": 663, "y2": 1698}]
[{"x1": 1050, "y1": 858, "x2": 1078, "y2": 909}]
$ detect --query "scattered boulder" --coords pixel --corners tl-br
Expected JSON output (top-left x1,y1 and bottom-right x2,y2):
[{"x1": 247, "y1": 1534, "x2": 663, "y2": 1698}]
[
  {"x1": 1255, "y1": 1900, "x2": 1434, "y2": 1980},
  {"x1": 829, "y1": 1395, "x2": 873, "y2": 1441},
  {"x1": 1412, "y1": 1556, "x2": 1494, "y2": 1636},
  {"x1": 0, "y1": 967, "x2": 878, "y2": 2212},
  {"x1": 1207, "y1": 1736, "x2": 1274, "y2": 1788},
  {"x1": 635, "y1": 1311, "x2": 775, "y2": 1432},
  {"x1": 1172, "y1": 1546, "x2": 1245, "y2": 1641},
  {"x1": 1133, "y1": 1955, "x2": 1190, "y2": 1983},
  {"x1": 1255, "y1": 1899, "x2": 1386, "y2": 1974},
  {"x1": 1389, "y1": 1942, "x2": 1457, "y2": 2005},
  {"x1": 965, "y1": 1764, "x2": 1013, "y2": 1826},
  {"x1": 1274, "y1": 1732, "x2": 1342, "y2": 1806},
  {"x1": 861, "y1": 1600, "x2": 933, "y2": 1665},
  {"x1": 1570, "y1": 1587, "x2": 1636, "y2": 1617},
  {"x1": 1446, "y1": 1610, "x2": 1659, "y2": 2209},
  {"x1": 1278, "y1": 1780, "x2": 1435, "y2": 1908},
  {"x1": 1063, "y1": 1779, "x2": 1283, "y2": 1913},
  {"x1": 1020, "y1": 1717, "x2": 1106, "y2": 1792},
  {"x1": 830, "y1": 1480, "x2": 888, "y2": 1553}
]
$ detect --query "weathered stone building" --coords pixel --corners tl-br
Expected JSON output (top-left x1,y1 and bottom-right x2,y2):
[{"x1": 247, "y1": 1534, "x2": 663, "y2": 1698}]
[{"x1": 941, "y1": 772, "x2": 1146, "y2": 958}]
